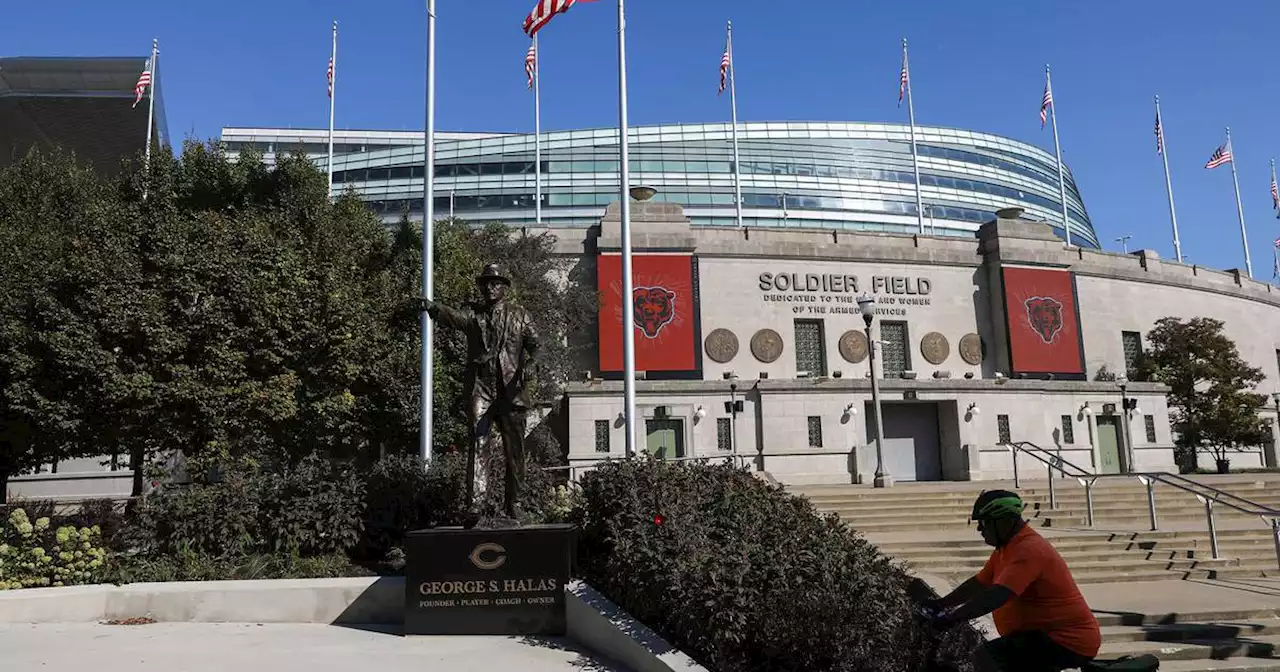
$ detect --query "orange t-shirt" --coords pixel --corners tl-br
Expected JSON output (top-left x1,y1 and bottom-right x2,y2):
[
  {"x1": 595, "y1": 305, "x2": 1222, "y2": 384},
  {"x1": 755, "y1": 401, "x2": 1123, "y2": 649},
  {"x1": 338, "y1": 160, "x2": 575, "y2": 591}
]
[{"x1": 976, "y1": 525, "x2": 1101, "y2": 658}]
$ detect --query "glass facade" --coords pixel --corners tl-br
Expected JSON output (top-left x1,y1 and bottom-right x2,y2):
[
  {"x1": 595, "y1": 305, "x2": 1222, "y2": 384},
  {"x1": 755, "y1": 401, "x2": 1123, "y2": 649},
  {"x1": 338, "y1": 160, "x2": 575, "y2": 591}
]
[{"x1": 220, "y1": 121, "x2": 1100, "y2": 248}]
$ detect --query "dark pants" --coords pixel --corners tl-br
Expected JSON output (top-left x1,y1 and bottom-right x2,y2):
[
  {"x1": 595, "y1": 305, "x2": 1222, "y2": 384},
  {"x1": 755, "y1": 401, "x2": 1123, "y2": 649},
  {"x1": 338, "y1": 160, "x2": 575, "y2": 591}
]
[
  {"x1": 977, "y1": 631, "x2": 1093, "y2": 672},
  {"x1": 467, "y1": 402, "x2": 528, "y2": 518}
]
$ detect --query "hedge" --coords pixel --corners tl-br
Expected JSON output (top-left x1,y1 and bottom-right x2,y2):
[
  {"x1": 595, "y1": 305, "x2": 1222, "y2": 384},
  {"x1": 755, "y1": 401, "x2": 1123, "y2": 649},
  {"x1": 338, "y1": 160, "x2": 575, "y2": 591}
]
[{"x1": 572, "y1": 458, "x2": 982, "y2": 672}]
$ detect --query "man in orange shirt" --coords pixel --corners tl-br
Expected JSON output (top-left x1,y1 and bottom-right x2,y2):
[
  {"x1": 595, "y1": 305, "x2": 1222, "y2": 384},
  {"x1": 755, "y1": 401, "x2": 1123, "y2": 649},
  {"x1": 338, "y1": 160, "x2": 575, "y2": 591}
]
[{"x1": 923, "y1": 490, "x2": 1101, "y2": 672}]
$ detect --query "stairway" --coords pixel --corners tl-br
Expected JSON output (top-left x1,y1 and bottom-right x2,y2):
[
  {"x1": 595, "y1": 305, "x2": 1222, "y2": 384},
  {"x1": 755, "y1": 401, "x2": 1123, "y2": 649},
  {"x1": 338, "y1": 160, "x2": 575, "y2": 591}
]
[
  {"x1": 1093, "y1": 606, "x2": 1280, "y2": 671},
  {"x1": 790, "y1": 475, "x2": 1280, "y2": 671},
  {"x1": 791, "y1": 475, "x2": 1280, "y2": 585}
]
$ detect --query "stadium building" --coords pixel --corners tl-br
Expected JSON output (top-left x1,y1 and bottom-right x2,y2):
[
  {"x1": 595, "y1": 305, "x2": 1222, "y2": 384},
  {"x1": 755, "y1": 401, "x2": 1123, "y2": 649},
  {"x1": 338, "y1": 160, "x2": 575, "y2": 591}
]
[
  {"x1": 209, "y1": 121, "x2": 1280, "y2": 487},
  {"x1": 219, "y1": 122, "x2": 1099, "y2": 247},
  {"x1": 1, "y1": 56, "x2": 166, "y2": 175},
  {"x1": 10, "y1": 117, "x2": 1280, "y2": 499}
]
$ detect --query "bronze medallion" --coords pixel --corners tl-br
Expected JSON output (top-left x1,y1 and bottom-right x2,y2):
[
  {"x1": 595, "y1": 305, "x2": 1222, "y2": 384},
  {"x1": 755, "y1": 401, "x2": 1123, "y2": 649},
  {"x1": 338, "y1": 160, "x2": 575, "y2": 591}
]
[
  {"x1": 920, "y1": 332, "x2": 950, "y2": 366},
  {"x1": 704, "y1": 328, "x2": 740, "y2": 364},
  {"x1": 750, "y1": 328, "x2": 784, "y2": 363},
  {"x1": 838, "y1": 330, "x2": 869, "y2": 363},
  {"x1": 959, "y1": 333, "x2": 983, "y2": 365}
]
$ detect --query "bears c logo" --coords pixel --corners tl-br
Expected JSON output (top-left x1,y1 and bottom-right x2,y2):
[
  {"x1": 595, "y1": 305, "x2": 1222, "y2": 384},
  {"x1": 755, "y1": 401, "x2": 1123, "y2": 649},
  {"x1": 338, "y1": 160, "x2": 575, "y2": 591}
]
[
  {"x1": 1023, "y1": 296, "x2": 1064, "y2": 344},
  {"x1": 633, "y1": 286, "x2": 676, "y2": 339}
]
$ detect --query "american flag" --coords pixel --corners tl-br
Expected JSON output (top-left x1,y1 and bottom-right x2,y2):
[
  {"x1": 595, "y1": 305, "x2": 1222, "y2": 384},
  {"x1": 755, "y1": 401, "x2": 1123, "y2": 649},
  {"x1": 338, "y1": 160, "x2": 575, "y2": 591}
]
[
  {"x1": 523, "y1": 0, "x2": 596, "y2": 38},
  {"x1": 1274, "y1": 236, "x2": 1280, "y2": 248},
  {"x1": 1271, "y1": 168, "x2": 1279, "y2": 210},
  {"x1": 327, "y1": 56, "x2": 334, "y2": 99},
  {"x1": 1205, "y1": 141, "x2": 1232, "y2": 169},
  {"x1": 132, "y1": 59, "x2": 151, "y2": 109},
  {"x1": 1155, "y1": 110, "x2": 1165, "y2": 155},
  {"x1": 1039, "y1": 76, "x2": 1053, "y2": 129},
  {"x1": 718, "y1": 37, "x2": 731, "y2": 95},
  {"x1": 525, "y1": 42, "x2": 537, "y2": 89},
  {"x1": 898, "y1": 48, "x2": 909, "y2": 107}
]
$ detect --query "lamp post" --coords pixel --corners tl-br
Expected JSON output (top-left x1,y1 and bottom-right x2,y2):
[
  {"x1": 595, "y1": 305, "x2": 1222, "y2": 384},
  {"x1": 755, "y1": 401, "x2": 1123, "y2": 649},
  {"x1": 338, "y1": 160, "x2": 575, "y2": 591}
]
[
  {"x1": 1271, "y1": 392, "x2": 1280, "y2": 468},
  {"x1": 728, "y1": 376, "x2": 742, "y2": 468},
  {"x1": 1117, "y1": 376, "x2": 1141, "y2": 473},
  {"x1": 858, "y1": 293, "x2": 891, "y2": 488}
]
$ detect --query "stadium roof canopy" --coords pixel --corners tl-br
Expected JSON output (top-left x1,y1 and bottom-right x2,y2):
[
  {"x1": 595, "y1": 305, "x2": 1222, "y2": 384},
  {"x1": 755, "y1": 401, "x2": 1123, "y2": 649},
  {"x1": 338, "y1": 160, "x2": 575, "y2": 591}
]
[{"x1": 0, "y1": 56, "x2": 168, "y2": 175}]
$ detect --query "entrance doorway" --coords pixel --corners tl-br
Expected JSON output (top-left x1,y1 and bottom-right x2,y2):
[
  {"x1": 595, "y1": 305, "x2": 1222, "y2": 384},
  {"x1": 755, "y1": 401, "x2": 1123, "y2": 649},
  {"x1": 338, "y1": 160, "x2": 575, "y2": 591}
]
[
  {"x1": 646, "y1": 418, "x2": 685, "y2": 459},
  {"x1": 865, "y1": 402, "x2": 943, "y2": 482},
  {"x1": 1095, "y1": 415, "x2": 1123, "y2": 474}
]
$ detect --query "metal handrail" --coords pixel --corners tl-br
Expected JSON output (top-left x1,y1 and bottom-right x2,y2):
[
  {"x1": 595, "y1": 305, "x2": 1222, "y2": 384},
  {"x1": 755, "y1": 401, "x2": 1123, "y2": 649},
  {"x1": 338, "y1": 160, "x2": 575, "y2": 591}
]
[{"x1": 1003, "y1": 440, "x2": 1280, "y2": 566}]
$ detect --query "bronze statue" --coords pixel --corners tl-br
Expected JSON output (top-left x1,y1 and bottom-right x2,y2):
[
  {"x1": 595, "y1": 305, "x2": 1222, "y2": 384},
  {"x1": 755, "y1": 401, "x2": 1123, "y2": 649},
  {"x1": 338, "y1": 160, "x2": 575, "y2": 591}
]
[{"x1": 421, "y1": 264, "x2": 540, "y2": 519}]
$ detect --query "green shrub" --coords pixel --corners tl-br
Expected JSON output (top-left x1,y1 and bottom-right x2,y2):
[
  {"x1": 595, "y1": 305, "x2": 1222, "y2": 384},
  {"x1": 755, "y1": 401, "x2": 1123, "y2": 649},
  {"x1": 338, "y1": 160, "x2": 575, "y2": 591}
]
[
  {"x1": 105, "y1": 546, "x2": 372, "y2": 584},
  {"x1": 0, "y1": 508, "x2": 109, "y2": 589},
  {"x1": 2, "y1": 498, "x2": 130, "y2": 551},
  {"x1": 572, "y1": 459, "x2": 982, "y2": 672},
  {"x1": 357, "y1": 452, "x2": 468, "y2": 561},
  {"x1": 136, "y1": 453, "x2": 364, "y2": 559}
]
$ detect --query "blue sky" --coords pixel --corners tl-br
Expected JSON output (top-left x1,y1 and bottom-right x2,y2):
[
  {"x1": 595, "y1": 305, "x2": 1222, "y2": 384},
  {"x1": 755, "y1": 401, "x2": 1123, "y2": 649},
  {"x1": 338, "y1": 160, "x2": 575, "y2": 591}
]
[{"x1": 7, "y1": 1, "x2": 1280, "y2": 275}]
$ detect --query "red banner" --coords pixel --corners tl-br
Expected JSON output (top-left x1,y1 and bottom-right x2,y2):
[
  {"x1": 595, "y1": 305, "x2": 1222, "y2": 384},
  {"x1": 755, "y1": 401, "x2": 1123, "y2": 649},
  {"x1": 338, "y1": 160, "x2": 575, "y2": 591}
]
[
  {"x1": 1001, "y1": 266, "x2": 1085, "y2": 377},
  {"x1": 597, "y1": 254, "x2": 701, "y2": 377}
]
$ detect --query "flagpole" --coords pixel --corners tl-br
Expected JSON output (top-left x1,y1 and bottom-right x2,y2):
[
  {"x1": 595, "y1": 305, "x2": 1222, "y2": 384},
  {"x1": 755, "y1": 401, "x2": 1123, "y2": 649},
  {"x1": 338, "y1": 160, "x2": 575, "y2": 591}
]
[
  {"x1": 1226, "y1": 127, "x2": 1253, "y2": 277},
  {"x1": 144, "y1": 39, "x2": 158, "y2": 174},
  {"x1": 328, "y1": 21, "x2": 337, "y2": 198},
  {"x1": 534, "y1": 35, "x2": 543, "y2": 226},
  {"x1": 420, "y1": 0, "x2": 437, "y2": 464},
  {"x1": 727, "y1": 20, "x2": 743, "y2": 229},
  {"x1": 617, "y1": 0, "x2": 638, "y2": 459},
  {"x1": 1155, "y1": 96, "x2": 1182, "y2": 262},
  {"x1": 1046, "y1": 65, "x2": 1071, "y2": 247},
  {"x1": 904, "y1": 39, "x2": 924, "y2": 235}
]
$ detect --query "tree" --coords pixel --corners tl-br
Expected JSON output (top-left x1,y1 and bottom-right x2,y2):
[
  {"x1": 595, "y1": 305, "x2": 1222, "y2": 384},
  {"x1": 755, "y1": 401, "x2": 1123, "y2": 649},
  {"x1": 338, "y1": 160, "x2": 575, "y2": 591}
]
[
  {"x1": 0, "y1": 148, "x2": 134, "y2": 500},
  {"x1": 1138, "y1": 317, "x2": 1270, "y2": 473},
  {"x1": 0, "y1": 140, "x2": 592, "y2": 504}
]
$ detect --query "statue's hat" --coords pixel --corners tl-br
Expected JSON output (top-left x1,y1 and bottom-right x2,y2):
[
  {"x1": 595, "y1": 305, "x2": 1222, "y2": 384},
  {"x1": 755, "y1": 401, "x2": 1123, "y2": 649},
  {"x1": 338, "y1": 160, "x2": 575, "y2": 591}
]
[{"x1": 475, "y1": 264, "x2": 511, "y2": 286}]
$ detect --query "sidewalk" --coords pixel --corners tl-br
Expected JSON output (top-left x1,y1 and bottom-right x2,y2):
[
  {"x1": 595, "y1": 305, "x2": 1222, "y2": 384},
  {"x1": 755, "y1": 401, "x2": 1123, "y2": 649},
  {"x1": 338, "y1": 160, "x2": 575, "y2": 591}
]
[{"x1": 0, "y1": 622, "x2": 629, "y2": 672}]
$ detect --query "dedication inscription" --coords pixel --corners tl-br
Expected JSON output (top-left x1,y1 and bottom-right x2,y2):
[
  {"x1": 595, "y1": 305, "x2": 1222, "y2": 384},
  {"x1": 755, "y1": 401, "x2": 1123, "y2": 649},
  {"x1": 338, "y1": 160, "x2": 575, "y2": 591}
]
[
  {"x1": 757, "y1": 271, "x2": 934, "y2": 317},
  {"x1": 404, "y1": 524, "x2": 576, "y2": 636}
]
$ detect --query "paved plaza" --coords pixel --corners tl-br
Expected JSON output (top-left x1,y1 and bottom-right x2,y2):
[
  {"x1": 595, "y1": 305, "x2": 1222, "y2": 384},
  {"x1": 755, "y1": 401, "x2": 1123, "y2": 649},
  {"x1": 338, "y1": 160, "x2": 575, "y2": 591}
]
[{"x1": 0, "y1": 622, "x2": 629, "y2": 672}]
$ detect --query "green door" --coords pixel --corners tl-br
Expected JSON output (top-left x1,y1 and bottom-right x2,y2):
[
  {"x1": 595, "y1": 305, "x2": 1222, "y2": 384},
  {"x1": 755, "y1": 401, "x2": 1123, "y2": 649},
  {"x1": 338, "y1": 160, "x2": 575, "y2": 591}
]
[
  {"x1": 1095, "y1": 416, "x2": 1122, "y2": 474},
  {"x1": 646, "y1": 418, "x2": 685, "y2": 459}
]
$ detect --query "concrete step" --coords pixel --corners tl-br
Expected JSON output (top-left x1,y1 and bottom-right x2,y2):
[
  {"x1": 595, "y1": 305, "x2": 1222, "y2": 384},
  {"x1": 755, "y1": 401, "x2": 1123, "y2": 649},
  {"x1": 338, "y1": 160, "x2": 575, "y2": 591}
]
[
  {"x1": 1101, "y1": 618, "x2": 1280, "y2": 644},
  {"x1": 1097, "y1": 633, "x2": 1280, "y2": 662},
  {"x1": 904, "y1": 556, "x2": 1212, "y2": 576},
  {"x1": 1156, "y1": 660, "x2": 1280, "y2": 671},
  {"x1": 1095, "y1": 609, "x2": 1280, "y2": 627}
]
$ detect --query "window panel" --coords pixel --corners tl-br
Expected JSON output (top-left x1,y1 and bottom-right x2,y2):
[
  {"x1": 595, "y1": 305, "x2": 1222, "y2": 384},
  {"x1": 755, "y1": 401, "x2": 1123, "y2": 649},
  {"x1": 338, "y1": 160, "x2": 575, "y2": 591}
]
[
  {"x1": 1144, "y1": 415, "x2": 1157, "y2": 444},
  {"x1": 1061, "y1": 415, "x2": 1075, "y2": 444},
  {"x1": 997, "y1": 414, "x2": 1011, "y2": 444},
  {"x1": 717, "y1": 418, "x2": 732, "y2": 452},
  {"x1": 807, "y1": 416, "x2": 823, "y2": 448},
  {"x1": 594, "y1": 420, "x2": 610, "y2": 453},
  {"x1": 794, "y1": 319, "x2": 827, "y2": 376},
  {"x1": 1122, "y1": 331, "x2": 1143, "y2": 376},
  {"x1": 879, "y1": 321, "x2": 910, "y2": 377}
]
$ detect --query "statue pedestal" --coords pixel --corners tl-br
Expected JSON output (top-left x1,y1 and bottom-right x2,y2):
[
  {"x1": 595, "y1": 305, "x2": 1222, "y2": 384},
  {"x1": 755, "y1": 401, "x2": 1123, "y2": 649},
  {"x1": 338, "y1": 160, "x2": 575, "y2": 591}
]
[{"x1": 404, "y1": 523, "x2": 577, "y2": 636}]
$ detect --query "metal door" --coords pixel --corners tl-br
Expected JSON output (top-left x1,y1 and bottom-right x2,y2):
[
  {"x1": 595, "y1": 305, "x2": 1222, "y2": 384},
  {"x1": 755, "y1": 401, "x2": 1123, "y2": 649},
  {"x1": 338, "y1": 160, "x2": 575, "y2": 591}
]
[
  {"x1": 646, "y1": 418, "x2": 685, "y2": 459},
  {"x1": 1095, "y1": 416, "x2": 1122, "y2": 474},
  {"x1": 865, "y1": 402, "x2": 943, "y2": 482}
]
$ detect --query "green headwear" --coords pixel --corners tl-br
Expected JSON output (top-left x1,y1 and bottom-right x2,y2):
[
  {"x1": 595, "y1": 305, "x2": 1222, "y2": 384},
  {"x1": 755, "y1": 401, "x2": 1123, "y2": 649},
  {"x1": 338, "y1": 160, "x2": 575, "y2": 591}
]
[{"x1": 971, "y1": 490, "x2": 1025, "y2": 522}]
